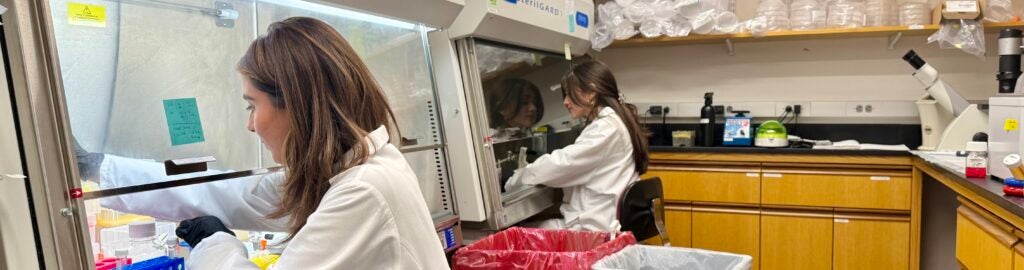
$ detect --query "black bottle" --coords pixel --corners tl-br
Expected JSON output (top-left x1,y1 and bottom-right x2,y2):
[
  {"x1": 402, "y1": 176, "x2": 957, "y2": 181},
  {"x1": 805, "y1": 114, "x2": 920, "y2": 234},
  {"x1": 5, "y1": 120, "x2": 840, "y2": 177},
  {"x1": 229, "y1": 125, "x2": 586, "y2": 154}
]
[{"x1": 699, "y1": 92, "x2": 716, "y2": 147}]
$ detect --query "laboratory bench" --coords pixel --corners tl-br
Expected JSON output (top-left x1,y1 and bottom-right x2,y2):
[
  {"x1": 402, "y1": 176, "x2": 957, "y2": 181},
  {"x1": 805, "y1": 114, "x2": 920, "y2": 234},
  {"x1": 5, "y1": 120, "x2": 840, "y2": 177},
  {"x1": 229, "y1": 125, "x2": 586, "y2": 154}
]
[
  {"x1": 650, "y1": 145, "x2": 913, "y2": 156},
  {"x1": 914, "y1": 152, "x2": 1024, "y2": 270},
  {"x1": 644, "y1": 149, "x2": 918, "y2": 270}
]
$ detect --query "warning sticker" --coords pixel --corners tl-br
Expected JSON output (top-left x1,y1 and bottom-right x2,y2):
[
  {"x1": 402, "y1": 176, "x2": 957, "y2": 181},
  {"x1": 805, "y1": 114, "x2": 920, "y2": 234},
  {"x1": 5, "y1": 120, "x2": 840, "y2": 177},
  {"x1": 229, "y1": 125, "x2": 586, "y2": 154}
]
[
  {"x1": 1006, "y1": 119, "x2": 1019, "y2": 132},
  {"x1": 68, "y1": 2, "x2": 106, "y2": 28}
]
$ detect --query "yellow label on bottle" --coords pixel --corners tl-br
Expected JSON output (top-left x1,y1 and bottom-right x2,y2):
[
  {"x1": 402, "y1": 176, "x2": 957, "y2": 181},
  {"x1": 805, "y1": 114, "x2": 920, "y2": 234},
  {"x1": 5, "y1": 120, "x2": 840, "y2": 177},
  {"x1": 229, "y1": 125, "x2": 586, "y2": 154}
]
[
  {"x1": 68, "y1": 2, "x2": 106, "y2": 28},
  {"x1": 1006, "y1": 119, "x2": 1019, "y2": 132}
]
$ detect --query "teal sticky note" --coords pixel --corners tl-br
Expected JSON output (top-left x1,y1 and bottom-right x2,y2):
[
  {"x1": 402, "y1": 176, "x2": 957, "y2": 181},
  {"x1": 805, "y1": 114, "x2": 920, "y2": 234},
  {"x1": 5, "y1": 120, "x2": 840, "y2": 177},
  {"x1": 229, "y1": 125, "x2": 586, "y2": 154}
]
[{"x1": 162, "y1": 98, "x2": 205, "y2": 146}]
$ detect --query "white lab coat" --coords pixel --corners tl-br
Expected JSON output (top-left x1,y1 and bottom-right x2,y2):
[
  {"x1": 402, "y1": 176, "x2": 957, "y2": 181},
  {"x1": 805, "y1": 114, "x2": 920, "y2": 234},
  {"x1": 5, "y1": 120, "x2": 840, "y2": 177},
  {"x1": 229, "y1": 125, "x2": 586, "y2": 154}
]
[
  {"x1": 504, "y1": 107, "x2": 639, "y2": 232},
  {"x1": 99, "y1": 126, "x2": 449, "y2": 269}
]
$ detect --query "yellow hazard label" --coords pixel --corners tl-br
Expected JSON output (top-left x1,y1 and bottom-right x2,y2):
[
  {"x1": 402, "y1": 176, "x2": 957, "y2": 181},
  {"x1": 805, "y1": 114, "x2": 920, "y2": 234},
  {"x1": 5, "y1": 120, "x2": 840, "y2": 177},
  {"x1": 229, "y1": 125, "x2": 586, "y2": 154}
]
[
  {"x1": 1006, "y1": 119, "x2": 1019, "y2": 132},
  {"x1": 68, "y1": 2, "x2": 106, "y2": 28}
]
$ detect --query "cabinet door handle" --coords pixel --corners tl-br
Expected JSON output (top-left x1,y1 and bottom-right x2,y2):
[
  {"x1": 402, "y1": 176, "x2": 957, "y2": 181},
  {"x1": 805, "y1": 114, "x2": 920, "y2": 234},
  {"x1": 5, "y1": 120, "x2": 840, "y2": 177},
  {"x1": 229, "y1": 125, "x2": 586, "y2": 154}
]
[
  {"x1": 746, "y1": 173, "x2": 760, "y2": 178},
  {"x1": 834, "y1": 218, "x2": 850, "y2": 223},
  {"x1": 870, "y1": 176, "x2": 891, "y2": 181},
  {"x1": 1, "y1": 174, "x2": 26, "y2": 181},
  {"x1": 762, "y1": 173, "x2": 783, "y2": 178}
]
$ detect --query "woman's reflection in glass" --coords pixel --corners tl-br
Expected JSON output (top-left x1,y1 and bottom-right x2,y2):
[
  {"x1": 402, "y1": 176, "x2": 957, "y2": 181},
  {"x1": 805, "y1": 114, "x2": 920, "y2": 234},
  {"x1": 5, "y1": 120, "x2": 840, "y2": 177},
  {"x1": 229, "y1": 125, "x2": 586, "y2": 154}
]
[{"x1": 487, "y1": 78, "x2": 544, "y2": 141}]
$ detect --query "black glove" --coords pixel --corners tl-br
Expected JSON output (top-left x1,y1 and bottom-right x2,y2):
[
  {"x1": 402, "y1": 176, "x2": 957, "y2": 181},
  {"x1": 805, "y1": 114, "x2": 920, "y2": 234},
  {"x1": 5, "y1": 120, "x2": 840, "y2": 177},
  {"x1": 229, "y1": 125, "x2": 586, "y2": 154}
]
[
  {"x1": 73, "y1": 137, "x2": 104, "y2": 181},
  {"x1": 176, "y1": 216, "x2": 234, "y2": 248}
]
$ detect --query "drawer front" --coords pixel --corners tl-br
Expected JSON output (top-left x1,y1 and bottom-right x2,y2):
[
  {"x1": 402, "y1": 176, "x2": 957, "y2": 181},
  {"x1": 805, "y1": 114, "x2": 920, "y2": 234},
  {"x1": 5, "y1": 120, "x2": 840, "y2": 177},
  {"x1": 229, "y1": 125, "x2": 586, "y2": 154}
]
[
  {"x1": 761, "y1": 212, "x2": 833, "y2": 270},
  {"x1": 647, "y1": 167, "x2": 760, "y2": 204},
  {"x1": 665, "y1": 205, "x2": 692, "y2": 247},
  {"x1": 762, "y1": 169, "x2": 911, "y2": 210},
  {"x1": 833, "y1": 215, "x2": 910, "y2": 270},
  {"x1": 692, "y1": 207, "x2": 761, "y2": 270},
  {"x1": 957, "y1": 207, "x2": 1015, "y2": 270}
]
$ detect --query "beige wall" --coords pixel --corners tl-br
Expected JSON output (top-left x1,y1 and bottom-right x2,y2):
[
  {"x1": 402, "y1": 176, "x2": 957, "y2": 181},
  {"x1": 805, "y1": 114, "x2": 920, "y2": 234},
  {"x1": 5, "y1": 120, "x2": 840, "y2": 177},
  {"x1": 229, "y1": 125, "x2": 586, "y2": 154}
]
[
  {"x1": 601, "y1": 33, "x2": 999, "y2": 102},
  {"x1": 598, "y1": 32, "x2": 1003, "y2": 122}
]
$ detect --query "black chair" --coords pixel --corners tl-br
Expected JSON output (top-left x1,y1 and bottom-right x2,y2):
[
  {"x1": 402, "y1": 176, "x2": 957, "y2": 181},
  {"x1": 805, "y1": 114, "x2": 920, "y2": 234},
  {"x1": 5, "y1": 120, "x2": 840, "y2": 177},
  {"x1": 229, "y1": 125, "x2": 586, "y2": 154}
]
[{"x1": 617, "y1": 177, "x2": 669, "y2": 245}]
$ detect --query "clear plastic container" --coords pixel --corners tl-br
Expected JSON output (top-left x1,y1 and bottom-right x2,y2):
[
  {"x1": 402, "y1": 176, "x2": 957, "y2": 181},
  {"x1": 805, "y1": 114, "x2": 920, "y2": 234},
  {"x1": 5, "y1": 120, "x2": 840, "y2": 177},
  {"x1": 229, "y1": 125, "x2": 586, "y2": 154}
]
[
  {"x1": 128, "y1": 221, "x2": 164, "y2": 262},
  {"x1": 865, "y1": 0, "x2": 897, "y2": 26},
  {"x1": 986, "y1": 0, "x2": 1014, "y2": 22},
  {"x1": 790, "y1": 0, "x2": 827, "y2": 30},
  {"x1": 640, "y1": 19, "x2": 665, "y2": 37},
  {"x1": 100, "y1": 225, "x2": 129, "y2": 257},
  {"x1": 757, "y1": 0, "x2": 791, "y2": 31},
  {"x1": 828, "y1": 0, "x2": 867, "y2": 28},
  {"x1": 714, "y1": 11, "x2": 741, "y2": 33},
  {"x1": 899, "y1": 2, "x2": 931, "y2": 26},
  {"x1": 676, "y1": 0, "x2": 703, "y2": 19},
  {"x1": 966, "y1": 142, "x2": 988, "y2": 178},
  {"x1": 691, "y1": 9, "x2": 718, "y2": 34}
]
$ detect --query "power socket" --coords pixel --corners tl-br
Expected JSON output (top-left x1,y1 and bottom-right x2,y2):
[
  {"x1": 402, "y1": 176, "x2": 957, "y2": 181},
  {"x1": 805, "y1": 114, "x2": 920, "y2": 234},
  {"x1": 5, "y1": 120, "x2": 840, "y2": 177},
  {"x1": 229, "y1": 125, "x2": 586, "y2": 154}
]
[
  {"x1": 649, "y1": 105, "x2": 664, "y2": 115},
  {"x1": 793, "y1": 105, "x2": 802, "y2": 115}
]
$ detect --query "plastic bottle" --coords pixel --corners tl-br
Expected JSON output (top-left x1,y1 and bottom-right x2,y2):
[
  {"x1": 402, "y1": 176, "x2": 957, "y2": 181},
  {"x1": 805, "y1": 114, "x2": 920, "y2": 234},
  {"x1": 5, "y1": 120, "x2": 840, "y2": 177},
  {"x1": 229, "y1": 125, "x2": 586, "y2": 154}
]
[
  {"x1": 699, "y1": 92, "x2": 716, "y2": 147},
  {"x1": 127, "y1": 221, "x2": 163, "y2": 262},
  {"x1": 114, "y1": 248, "x2": 130, "y2": 270},
  {"x1": 965, "y1": 141, "x2": 988, "y2": 178}
]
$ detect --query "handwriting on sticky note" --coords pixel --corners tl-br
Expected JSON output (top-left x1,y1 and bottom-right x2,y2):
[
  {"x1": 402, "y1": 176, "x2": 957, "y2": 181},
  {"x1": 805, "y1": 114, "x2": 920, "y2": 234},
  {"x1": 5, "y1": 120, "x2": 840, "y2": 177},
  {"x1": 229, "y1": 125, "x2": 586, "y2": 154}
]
[{"x1": 163, "y1": 98, "x2": 205, "y2": 146}]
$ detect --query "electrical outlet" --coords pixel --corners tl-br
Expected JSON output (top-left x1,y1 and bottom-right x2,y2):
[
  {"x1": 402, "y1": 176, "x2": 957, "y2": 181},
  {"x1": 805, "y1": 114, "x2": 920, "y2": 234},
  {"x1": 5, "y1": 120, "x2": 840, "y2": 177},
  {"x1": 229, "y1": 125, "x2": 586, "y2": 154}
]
[
  {"x1": 775, "y1": 102, "x2": 812, "y2": 117},
  {"x1": 724, "y1": 102, "x2": 775, "y2": 117},
  {"x1": 635, "y1": 103, "x2": 678, "y2": 117}
]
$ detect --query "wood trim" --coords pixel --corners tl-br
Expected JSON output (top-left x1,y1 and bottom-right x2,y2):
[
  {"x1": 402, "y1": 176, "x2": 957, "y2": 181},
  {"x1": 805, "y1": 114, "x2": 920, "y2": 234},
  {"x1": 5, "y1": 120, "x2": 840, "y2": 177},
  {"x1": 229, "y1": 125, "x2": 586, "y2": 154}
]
[
  {"x1": 761, "y1": 204, "x2": 835, "y2": 212},
  {"x1": 665, "y1": 204, "x2": 693, "y2": 212},
  {"x1": 910, "y1": 166, "x2": 923, "y2": 270},
  {"x1": 693, "y1": 201, "x2": 761, "y2": 209},
  {"x1": 833, "y1": 212, "x2": 911, "y2": 222},
  {"x1": 959, "y1": 197, "x2": 1016, "y2": 234},
  {"x1": 650, "y1": 152, "x2": 913, "y2": 166},
  {"x1": 648, "y1": 165, "x2": 760, "y2": 173},
  {"x1": 915, "y1": 158, "x2": 1024, "y2": 231},
  {"x1": 650, "y1": 160, "x2": 761, "y2": 167},
  {"x1": 958, "y1": 206, "x2": 1019, "y2": 247},
  {"x1": 611, "y1": 22, "x2": 1024, "y2": 48},
  {"x1": 760, "y1": 168, "x2": 912, "y2": 177},
  {"x1": 692, "y1": 205, "x2": 761, "y2": 215},
  {"x1": 1015, "y1": 243, "x2": 1024, "y2": 255},
  {"x1": 761, "y1": 209, "x2": 834, "y2": 218},
  {"x1": 833, "y1": 208, "x2": 912, "y2": 215},
  {"x1": 1014, "y1": 229, "x2": 1024, "y2": 242},
  {"x1": 762, "y1": 162, "x2": 912, "y2": 170}
]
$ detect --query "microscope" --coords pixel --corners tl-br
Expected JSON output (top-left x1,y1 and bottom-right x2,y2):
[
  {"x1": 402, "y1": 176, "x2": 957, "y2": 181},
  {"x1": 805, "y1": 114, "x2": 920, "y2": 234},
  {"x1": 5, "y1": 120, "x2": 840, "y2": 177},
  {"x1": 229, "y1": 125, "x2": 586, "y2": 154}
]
[
  {"x1": 989, "y1": 29, "x2": 1024, "y2": 179},
  {"x1": 903, "y1": 50, "x2": 988, "y2": 152}
]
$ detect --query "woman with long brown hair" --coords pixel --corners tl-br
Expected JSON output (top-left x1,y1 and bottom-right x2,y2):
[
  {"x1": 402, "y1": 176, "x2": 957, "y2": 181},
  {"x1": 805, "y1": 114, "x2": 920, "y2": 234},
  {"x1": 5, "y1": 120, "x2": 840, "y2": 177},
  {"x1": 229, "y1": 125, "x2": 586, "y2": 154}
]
[
  {"x1": 504, "y1": 60, "x2": 649, "y2": 232},
  {"x1": 88, "y1": 17, "x2": 448, "y2": 269}
]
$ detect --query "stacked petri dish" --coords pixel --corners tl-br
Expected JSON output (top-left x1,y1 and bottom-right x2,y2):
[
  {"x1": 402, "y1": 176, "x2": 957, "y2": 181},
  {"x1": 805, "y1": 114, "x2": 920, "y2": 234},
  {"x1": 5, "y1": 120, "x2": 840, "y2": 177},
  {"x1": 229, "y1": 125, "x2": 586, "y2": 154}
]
[
  {"x1": 865, "y1": 0, "x2": 897, "y2": 26},
  {"x1": 790, "y1": 0, "x2": 827, "y2": 30},
  {"x1": 899, "y1": 2, "x2": 932, "y2": 26},
  {"x1": 828, "y1": 0, "x2": 868, "y2": 28},
  {"x1": 757, "y1": 0, "x2": 791, "y2": 31}
]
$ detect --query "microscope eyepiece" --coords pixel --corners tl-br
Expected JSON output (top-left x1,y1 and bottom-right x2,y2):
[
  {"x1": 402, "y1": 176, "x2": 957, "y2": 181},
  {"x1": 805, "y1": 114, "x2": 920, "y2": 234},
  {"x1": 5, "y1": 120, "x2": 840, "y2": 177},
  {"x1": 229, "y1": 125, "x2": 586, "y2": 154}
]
[{"x1": 903, "y1": 50, "x2": 925, "y2": 70}]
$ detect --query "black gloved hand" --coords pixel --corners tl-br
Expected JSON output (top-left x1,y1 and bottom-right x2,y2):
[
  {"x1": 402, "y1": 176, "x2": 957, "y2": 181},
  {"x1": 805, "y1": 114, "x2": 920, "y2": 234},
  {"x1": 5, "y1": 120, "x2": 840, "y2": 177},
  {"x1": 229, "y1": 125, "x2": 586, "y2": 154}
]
[
  {"x1": 176, "y1": 216, "x2": 234, "y2": 248},
  {"x1": 73, "y1": 137, "x2": 104, "y2": 181}
]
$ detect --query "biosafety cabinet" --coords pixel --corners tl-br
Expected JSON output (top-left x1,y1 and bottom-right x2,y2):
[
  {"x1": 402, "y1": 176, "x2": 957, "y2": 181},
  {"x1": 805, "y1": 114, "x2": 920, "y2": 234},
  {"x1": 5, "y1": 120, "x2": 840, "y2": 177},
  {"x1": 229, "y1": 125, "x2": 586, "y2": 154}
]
[
  {"x1": 0, "y1": 0, "x2": 465, "y2": 268},
  {"x1": 432, "y1": 0, "x2": 595, "y2": 230}
]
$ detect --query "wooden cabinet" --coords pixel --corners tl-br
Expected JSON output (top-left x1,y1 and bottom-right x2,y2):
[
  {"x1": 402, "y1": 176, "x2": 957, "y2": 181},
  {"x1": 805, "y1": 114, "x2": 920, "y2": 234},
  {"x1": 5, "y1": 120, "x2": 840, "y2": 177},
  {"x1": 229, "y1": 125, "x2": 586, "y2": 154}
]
[
  {"x1": 692, "y1": 206, "x2": 761, "y2": 270},
  {"x1": 1014, "y1": 244, "x2": 1024, "y2": 270},
  {"x1": 761, "y1": 168, "x2": 911, "y2": 210},
  {"x1": 956, "y1": 206, "x2": 1016, "y2": 270},
  {"x1": 647, "y1": 165, "x2": 760, "y2": 204},
  {"x1": 833, "y1": 214, "x2": 910, "y2": 270},
  {"x1": 761, "y1": 210, "x2": 833, "y2": 270},
  {"x1": 665, "y1": 204, "x2": 692, "y2": 247}
]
